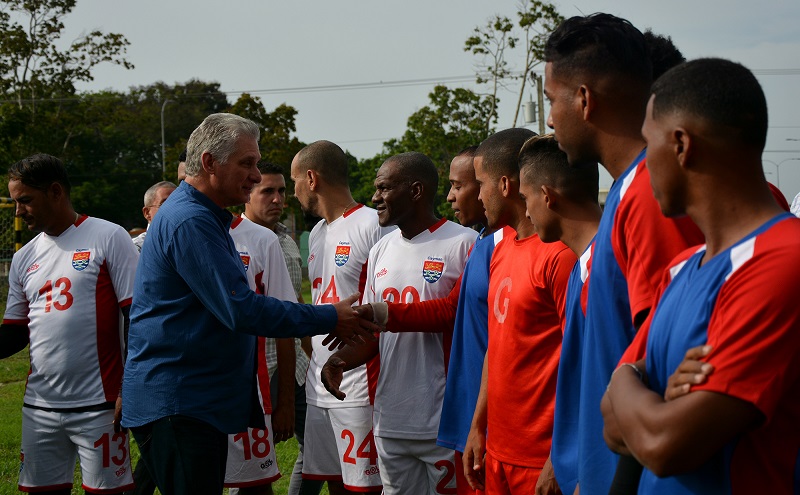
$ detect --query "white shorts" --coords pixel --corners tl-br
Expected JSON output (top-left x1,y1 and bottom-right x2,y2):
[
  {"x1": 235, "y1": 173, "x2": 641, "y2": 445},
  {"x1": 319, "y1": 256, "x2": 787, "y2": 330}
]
[
  {"x1": 19, "y1": 406, "x2": 134, "y2": 493},
  {"x1": 302, "y1": 404, "x2": 382, "y2": 491},
  {"x1": 224, "y1": 414, "x2": 281, "y2": 488},
  {"x1": 375, "y1": 436, "x2": 457, "y2": 495}
]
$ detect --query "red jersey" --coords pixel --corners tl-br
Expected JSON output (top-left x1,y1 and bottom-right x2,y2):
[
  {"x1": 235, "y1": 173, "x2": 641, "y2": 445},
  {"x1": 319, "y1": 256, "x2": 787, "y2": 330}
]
[{"x1": 486, "y1": 233, "x2": 575, "y2": 467}]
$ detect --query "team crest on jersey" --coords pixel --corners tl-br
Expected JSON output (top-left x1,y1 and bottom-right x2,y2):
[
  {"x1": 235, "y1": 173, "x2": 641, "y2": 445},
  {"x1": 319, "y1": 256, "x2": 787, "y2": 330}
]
[
  {"x1": 334, "y1": 243, "x2": 351, "y2": 267},
  {"x1": 422, "y1": 257, "x2": 445, "y2": 283},
  {"x1": 71, "y1": 250, "x2": 91, "y2": 271},
  {"x1": 239, "y1": 253, "x2": 251, "y2": 272}
]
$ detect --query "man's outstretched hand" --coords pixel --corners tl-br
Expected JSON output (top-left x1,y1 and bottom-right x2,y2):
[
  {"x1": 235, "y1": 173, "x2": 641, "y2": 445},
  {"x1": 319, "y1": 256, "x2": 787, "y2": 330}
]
[
  {"x1": 322, "y1": 293, "x2": 379, "y2": 350},
  {"x1": 321, "y1": 356, "x2": 348, "y2": 400}
]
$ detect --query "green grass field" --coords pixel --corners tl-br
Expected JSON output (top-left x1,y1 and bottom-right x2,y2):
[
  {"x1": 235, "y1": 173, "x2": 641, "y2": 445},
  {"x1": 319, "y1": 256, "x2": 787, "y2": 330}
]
[{"x1": 0, "y1": 279, "x2": 329, "y2": 494}]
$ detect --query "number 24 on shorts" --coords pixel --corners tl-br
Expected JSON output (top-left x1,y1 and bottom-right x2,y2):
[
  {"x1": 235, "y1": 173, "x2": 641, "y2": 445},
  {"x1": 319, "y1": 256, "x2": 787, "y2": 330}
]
[{"x1": 341, "y1": 429, "x2": 377, "y2": 465}]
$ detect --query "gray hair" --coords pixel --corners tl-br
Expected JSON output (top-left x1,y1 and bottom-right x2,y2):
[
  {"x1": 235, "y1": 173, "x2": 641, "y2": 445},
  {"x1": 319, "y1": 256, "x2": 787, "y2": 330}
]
[
  {"x1": 185, "y1": 113, "x2": 260, "y2": 177},
  {"x1": 143, "y1": 181, "x2": 177, "y2": 207}
]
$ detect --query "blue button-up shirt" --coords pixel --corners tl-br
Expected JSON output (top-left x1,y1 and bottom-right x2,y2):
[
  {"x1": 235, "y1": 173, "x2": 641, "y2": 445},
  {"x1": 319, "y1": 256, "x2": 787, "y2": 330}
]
[{"x1": 122, "y1": 181, "x2": 336, "y2": 433}]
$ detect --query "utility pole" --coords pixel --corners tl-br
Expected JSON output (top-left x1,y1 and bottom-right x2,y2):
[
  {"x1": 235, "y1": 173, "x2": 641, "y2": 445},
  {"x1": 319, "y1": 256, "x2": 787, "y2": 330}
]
[
  {"x1": 521, "y1": 73, "x2": 546, "y2": 135},
  {"x1": 533, "y1": 73, "x2": 545, "y2": 135}
]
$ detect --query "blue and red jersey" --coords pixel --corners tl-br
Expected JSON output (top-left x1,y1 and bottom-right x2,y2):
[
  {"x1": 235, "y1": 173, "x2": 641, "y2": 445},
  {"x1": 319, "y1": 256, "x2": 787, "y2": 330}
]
[
  {"x1": 551, "y1": 241, "x2": 592, "y2": 495},
  {"x1": 641, "y1": 213, "x2": 800, "y2": 494},
  {"x1": 579, "y1": 150, "x2": 704, "y2": 494}
]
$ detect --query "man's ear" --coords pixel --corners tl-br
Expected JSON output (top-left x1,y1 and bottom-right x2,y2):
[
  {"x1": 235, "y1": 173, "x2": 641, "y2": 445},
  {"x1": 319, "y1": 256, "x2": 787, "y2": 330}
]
[
  {"x1": 674, "y1": 128, "x2": 692, "y2": 170},
  {"x1": 47, "y1": 182, "x2": 65, "y2": 202},
  {"x1": 142, "y1": 206, "x2": 152, "y2": 223},
  {"x1": 542, "y1": 184, "x2": 558, "y2": 211},
  {"x1": 201, "y1": 151, "x2": 216, "y2": 174},
  {"x1": 409, "y1": 181, "x2": 423, "y2": 201},
  {"x1": 499, "y1": 176, "x2": 515, "y2": 198},
  {"x1": 307, "y1": 169, "x2": 318, "y2": 191},
  {"x1": 579, "y1": 84, "x2": 594, "y2": 122}
]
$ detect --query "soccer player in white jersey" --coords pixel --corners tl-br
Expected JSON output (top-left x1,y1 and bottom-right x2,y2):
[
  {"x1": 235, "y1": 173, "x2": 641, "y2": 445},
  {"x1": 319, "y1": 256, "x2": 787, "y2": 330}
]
[
  {"x1": 226, "y1": 211, "x2": 298, "y2": 494},
  {"x1": 290, "y1": 140, "x2": 392, "y2": 495},
  {"x1": 322, "y1": 152, "x2": 477, "y2": 495},
  {"x1": 0, "y1": 153, "x2": 139, "y2": 494}
]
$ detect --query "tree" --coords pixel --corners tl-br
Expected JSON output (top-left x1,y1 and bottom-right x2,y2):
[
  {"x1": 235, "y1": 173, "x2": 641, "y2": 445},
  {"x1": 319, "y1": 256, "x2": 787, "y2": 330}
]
[
  {"x1": 0, "y1": 0, "x2": 133, "y2": 108},
  {"x1": 464, "y1": 15, "x2": 516, "y2": 133},
  {"x1": 465, "y1": 1, "x2": 563, "y2": 129},
  {"x1": 356, "y1": 85, "x2": 495, "y2": 217},
  {"x1": 510, "y1": 0, "x2": 563, "y2": 127}
]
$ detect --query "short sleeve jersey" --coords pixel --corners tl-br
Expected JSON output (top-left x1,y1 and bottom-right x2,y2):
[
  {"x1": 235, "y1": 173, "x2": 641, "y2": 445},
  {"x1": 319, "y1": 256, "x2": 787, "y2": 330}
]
[
  {"x1": 229, "y1": 215, "x2": 298, "y2": 415},
  {"x1": 366, "y1": 219, "x2": 476, "y2": 439},
  {"x1": 579, "y1": 152, "x2": 704, "y2": 493},
  {"x1": 551, "y1": 242, "x2": 592, "y2": 495},
  {"x1": 3, "y1": 215, "x2": 138, "y2": 409},
  {"x1": 640, "y1": 214, "x2": 800, "y2": 494},
  {"x1": 486, "y1": 233, "x2": 575, "y2": 467},
  {"x1": 306, "y1": 204, "x2": 394, "y2": 409},
  {"x1": 437, "y1": 226, "x2": 512, "y2": 452}
]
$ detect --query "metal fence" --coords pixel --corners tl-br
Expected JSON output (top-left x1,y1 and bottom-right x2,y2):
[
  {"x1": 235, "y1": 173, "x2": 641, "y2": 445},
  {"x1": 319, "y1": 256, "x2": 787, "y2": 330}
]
[{"x1": 0, "y1": 199, "x2": 21, "y2": 308}]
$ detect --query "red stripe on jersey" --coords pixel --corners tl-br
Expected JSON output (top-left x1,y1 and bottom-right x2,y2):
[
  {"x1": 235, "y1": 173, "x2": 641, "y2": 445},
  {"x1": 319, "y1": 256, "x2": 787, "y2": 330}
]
[
  {"x1": 428, "y1": 217, "x2": 447, "y2": 233},
  {"x1": 118, "y1": 298, "x2": 132, "y2": 308},
  {"x1": 357, "y1": 261, "x2": 369, "y2": 305},
  {"x1": 231, "y1": 216, "x2": 244, "y2": 229},
  {"x1": 366, "y1": 352, "x2": 380, "y2": 405},
  {"x1": 254, "y1": 271, "x2": 265, "y2": 295},
  {"x1": 74, "y1": 214, "x2": 89, "y2": 227},
  {"x1": 343, "y1": 483, "x2": 384, "y2": 493},
  {"x1": 95, "y1": 260, "x2": 124, "y2": 402},
  {"x1": 256, "y1": 336, "x2": 272, "y2": 414},
  {"x1": 2, "y1": 318, "x2": 29, "y2": 325},
  {"x1": 343, "y1": 203, "x2": 365, "y2": 218}
]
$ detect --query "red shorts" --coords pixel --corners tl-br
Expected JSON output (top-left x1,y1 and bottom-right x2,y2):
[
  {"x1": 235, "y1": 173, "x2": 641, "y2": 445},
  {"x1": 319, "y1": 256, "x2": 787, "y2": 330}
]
[
  {"x1": 485, "y1": 451, "x2": 542, "y2": 495},
  {"x1": 455, "y1": 450, "x2": 484, "y2": 495}
]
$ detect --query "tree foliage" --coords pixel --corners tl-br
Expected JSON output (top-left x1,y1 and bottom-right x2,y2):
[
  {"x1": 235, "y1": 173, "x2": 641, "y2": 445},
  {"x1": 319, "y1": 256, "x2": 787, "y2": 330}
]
[
  {"x1": 0, "y1": 0, "x2": 133, "y2": 106},
  {"x1": 465, "y1": 0, "x2": 563, "y2": 129},
  {"x1": 354, "y1": 85, "x2": 495, "y2": 218}
]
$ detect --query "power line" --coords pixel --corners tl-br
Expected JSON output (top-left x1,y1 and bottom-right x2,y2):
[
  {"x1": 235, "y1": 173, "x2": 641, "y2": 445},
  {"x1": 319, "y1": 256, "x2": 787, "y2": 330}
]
[
  {"x1": 2, "y1": 66, "x2": 798, "y2": 105},
  {"x1": 0, "y1": 75, "x2": 478, "y2": 105}
]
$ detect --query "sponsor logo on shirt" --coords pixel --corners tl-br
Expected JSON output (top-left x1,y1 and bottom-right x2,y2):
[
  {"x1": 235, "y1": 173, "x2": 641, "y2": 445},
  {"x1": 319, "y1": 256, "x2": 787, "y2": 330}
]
[
  {"x1": 308, "y1": 253, "x2": 315, "y2": 264},
  {"x1": 376, "y1": 268, "x2": 388, "y2": 278},
  {"x1": 422, "y1": 257, "x2": 444, "y2": 283},
  {"x1": 26, "y1": 263, "x2": 40, "y2": 274},
  {"x1": 71, "y1": 250, "x2": 91, "y2": 271},
  {"x1": 239, "y1": 252, "x2": 251, "y2": 272},
  {"x1": 334, "y1": 243, "x2": 351, "y2": 267}
]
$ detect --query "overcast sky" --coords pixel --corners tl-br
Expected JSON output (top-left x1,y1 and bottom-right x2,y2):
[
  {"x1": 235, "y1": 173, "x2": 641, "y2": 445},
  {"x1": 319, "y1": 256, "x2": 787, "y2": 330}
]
[{"x1": 65, "y1": 0, "x2": 800, "y2": 197}]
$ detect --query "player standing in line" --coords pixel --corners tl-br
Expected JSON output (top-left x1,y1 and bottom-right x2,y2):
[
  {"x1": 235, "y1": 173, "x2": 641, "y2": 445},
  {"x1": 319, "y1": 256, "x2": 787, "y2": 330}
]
[
  {"x1": 244, "y1": 161, "x2": 313, "y2": 495},
  {"x1": 290, "y1": 140, "x2": 391, "y2": 495},
  {"x1": 462, "y1": 129, "x2": 576, "y2": 494},
  {"x1": 0, "y1": 154, "x2": 139, "y2": 494},
  {"x1": 356, "y1": 145, "x2": 495, "y2": 495},
  {"x1": 322, "y1": 152, "x2": 477, "y2": 494},
  {"x1": 602, "y1": 58, "x2": 800, "y2": 493},
  {"x1": 543, "y1": 14, "x2": 704, "y2": 494},
  {"x1": 225, "y1": 183, "x2": 300, "y2": 494},
  {"x1": 132, "y1": 181, "x2": 176, "y2": 252},
  {"x1": 516, "y1": 135, "x2": 601, "y2": 495}
]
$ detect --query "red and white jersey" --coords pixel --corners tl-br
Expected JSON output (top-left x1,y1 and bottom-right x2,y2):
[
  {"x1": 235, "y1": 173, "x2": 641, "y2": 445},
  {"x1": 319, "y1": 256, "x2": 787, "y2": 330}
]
[
  {"x1": 230, "y1": 214, "x2": 298, "y2": 414},
  {"x1": 306, "y1": 204, "x2": 393, "y2": 409},
  {"x1": 3, "y1": 215, "x2": 138, "y2": 409},
  {"x1": 366, "y1": 219, "x2": 477, "y2": 439}
]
